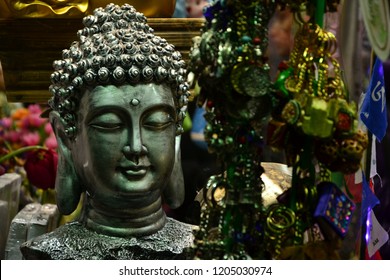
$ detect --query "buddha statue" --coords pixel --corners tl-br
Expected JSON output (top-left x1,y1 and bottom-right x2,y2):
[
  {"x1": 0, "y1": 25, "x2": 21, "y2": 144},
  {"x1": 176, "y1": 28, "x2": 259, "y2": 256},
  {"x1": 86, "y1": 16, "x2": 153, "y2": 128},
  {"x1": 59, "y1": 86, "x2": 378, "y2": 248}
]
[{"x1": 20, "y1": 3, "x2": 194, "y2": 260}]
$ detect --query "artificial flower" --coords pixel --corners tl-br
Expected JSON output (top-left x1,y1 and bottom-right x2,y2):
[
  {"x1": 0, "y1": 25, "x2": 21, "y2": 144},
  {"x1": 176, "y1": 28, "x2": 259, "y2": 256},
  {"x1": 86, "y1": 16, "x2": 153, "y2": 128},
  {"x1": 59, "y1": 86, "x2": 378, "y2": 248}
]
[
  {"x1": 20, "y1": 131, "x2": 41, "y2": 146},
  {"x1": 44, "y1": 134, "x2": 58, "y2": 150},
  {"x1": 24, "y1": 149, "x2": 58, "y2": 190},
  {"x1": 0, "y1": 104, "x2": 59, "y2": 207}
]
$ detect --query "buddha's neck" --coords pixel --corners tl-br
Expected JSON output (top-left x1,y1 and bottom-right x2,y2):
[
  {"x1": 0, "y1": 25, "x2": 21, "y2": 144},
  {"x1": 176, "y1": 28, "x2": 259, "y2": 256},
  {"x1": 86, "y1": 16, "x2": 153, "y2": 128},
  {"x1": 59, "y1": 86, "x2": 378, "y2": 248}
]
[{"x1": 80, "y1": 193, "x2": 166, "y2": 237}]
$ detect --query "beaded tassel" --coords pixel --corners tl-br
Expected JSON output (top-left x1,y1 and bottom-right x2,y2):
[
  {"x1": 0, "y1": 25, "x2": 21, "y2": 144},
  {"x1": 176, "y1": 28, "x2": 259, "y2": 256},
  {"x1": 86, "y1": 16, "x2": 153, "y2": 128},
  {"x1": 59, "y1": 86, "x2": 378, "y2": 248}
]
[{"x1": 189, "y1": 0, "x2": 276, "y2": 259}]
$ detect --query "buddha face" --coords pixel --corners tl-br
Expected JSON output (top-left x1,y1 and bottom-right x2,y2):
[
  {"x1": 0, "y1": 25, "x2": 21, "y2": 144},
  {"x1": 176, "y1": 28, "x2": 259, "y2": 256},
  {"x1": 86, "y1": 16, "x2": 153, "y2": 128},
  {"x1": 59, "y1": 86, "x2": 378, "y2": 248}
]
[{"x1": 70, "y1": 83, "x2": 177, "y2": 209}]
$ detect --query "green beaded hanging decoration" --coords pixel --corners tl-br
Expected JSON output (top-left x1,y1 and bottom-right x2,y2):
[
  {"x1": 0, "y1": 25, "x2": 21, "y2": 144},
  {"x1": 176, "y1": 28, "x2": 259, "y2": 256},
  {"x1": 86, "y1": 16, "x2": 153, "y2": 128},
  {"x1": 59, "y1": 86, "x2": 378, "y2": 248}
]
[
  {"x1": 264, "y1": 0, "x2": 366, "y2": 259},
  {"x1": 188, "y1": 0, "x2": 276, "y2": 260}
]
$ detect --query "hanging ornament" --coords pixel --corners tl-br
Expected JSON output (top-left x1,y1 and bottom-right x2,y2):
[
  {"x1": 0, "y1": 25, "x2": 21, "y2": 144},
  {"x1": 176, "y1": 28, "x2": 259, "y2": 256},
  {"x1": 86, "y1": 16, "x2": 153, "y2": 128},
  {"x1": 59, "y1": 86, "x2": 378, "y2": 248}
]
[
  {"x1": 265, "y1": 0, "x2": 365, "y2": 259},
  {"x1": 188, "y1": 0, "x2": 276, "y2": 260}
]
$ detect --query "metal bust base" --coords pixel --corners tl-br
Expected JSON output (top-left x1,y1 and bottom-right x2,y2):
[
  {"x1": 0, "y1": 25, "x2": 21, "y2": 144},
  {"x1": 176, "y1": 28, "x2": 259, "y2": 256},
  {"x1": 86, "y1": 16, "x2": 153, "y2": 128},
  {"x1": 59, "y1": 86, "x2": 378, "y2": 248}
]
[{"x1": 20, "y1": 218, "x2": 195, "y2": 260}]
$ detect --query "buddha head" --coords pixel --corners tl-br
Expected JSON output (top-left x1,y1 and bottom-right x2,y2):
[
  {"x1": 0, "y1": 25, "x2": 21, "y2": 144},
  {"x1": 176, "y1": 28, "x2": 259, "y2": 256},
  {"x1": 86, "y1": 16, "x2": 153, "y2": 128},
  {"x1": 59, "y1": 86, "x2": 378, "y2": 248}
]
[{"x1": 48, "y1": 3, "x2": 190, "y2": 237}]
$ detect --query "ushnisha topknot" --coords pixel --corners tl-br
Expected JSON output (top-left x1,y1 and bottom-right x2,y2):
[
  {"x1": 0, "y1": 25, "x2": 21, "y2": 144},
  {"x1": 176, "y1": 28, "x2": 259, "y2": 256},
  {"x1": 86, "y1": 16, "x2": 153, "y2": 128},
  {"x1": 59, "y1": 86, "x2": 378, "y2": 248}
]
[{"x1": 48, "y1": 3, "x2": 190, "y2": 138}]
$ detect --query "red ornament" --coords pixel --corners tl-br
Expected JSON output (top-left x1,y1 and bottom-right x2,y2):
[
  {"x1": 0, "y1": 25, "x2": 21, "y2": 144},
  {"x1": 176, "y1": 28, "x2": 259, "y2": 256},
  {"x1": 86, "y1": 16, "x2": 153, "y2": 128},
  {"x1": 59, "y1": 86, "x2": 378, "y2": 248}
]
[
  {"x1": 252, "y1": 37, "x2": 261, "y2": 45},
  {"x1": 24, "y1": 149, "x2": 58, "y2": 190},
  {"x1": 278, "y1": 60, "x2": 289, "y2": 71},
  {"x1": 206, "y1": 100, "x2": 214, "y2": 108},
  {"x1": 336, "y1": 111, "x2": 352, "y2": 131}
]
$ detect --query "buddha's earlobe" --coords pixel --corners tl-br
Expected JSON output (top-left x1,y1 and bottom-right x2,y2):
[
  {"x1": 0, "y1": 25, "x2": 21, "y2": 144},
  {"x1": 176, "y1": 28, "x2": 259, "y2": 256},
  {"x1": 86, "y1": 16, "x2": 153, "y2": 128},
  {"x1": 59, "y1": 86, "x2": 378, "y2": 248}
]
[
  {"x1": 50, "y1": 111, "x2": 83, "y2": 215},
  {"x1": 163, "y1": 135, "x2": 185, "y2": 209}
]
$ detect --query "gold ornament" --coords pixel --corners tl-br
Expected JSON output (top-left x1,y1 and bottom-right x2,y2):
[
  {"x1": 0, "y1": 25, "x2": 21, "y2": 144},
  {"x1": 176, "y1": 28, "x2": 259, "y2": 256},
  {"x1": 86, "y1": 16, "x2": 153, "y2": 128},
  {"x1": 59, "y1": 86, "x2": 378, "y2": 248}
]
[{"x1": 0, "y1": 0, "x2": 176, "y2": 18}]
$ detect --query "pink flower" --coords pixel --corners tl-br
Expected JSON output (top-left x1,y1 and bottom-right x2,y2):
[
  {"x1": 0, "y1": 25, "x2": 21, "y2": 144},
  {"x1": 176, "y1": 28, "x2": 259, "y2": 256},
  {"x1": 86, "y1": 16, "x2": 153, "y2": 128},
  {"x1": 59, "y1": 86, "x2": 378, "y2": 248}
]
[
  {"x1": 44, "y1": 122, "x2": 53, "y2": 135},
  {"x1": 1, "y1": 117, "x2": 12, "y2": 129},
  {"x1": 4, "y1": 130, "x2": 21, "y2": 143},
  {"x1": 20, "y1": 131, "x2": 41, "y2": 146},
  {"x1": 27, "y1": 114, "x2": 46, "y2": 128},
  {"x1": 24, "y1": 149, "x2": 58, "y2": 190},
  {"x1": 44, "y1": 134, "x2": 58, "y2": 150},
  {"x1": 27, "y1": 104, "x2": 42, "y2": 115}
]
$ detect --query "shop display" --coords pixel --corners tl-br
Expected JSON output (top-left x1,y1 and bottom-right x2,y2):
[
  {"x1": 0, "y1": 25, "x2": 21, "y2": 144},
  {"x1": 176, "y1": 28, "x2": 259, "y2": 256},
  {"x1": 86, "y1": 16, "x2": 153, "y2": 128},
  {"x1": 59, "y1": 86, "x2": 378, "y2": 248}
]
[{"x1": 187, "y1": 0, "x2": 382, "y2": 260}]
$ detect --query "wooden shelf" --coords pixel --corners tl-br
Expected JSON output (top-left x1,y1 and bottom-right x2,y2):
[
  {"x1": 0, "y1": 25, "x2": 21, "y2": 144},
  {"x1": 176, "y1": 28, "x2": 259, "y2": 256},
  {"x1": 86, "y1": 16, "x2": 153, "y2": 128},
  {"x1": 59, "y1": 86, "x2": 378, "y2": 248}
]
[{"x1": 0, "y1": 18, "x2": 204, "y2": 103}]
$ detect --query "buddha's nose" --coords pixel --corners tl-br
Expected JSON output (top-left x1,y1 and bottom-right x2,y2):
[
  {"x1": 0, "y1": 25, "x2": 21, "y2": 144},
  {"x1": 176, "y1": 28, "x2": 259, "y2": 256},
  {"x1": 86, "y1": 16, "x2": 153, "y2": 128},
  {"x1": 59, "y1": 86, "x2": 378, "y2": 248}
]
[{"x1": 122, "y1": 128, "x2": 147, "y2": 160}]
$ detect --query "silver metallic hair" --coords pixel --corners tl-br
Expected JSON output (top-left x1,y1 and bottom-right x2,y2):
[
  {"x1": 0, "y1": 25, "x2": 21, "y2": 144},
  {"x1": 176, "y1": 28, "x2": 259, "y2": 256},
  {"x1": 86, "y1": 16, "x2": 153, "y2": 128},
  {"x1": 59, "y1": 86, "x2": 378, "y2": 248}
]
[{"x1": 48, "y1": 3, "x2": 190, "y2": 138}]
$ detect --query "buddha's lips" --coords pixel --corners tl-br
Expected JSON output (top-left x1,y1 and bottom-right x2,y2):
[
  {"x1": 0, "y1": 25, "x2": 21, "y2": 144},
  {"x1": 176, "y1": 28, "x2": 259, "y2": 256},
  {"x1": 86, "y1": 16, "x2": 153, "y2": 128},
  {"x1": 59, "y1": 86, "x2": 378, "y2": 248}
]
[{"x1": 118, "y1": 164, "x2": 150, "y2": 178}]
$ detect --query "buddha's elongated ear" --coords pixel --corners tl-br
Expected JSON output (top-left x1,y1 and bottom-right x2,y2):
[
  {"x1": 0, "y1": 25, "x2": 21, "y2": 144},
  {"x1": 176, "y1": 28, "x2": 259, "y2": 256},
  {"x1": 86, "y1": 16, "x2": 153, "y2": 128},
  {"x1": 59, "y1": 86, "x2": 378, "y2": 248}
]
[
  {"x1": 49, "y1": 111, "x2": 83, "y2": 215},
  {"x1": 163, "y1": 135, "x2": 185, "y2": 209}
]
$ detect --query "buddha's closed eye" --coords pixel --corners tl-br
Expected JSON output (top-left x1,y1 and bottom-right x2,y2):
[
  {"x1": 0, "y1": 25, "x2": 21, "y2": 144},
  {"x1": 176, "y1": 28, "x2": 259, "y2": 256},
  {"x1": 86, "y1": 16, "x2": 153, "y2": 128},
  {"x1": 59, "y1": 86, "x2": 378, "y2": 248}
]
[
  {"x1": 89, "y1": 112, "x2": 124, "y2": 131},
  {"x1": 88, "y1": 110, "x2": 175, "y2": 132},
  {"x1": 142, "y1": 111, "x2": 174, "y2": 131}
]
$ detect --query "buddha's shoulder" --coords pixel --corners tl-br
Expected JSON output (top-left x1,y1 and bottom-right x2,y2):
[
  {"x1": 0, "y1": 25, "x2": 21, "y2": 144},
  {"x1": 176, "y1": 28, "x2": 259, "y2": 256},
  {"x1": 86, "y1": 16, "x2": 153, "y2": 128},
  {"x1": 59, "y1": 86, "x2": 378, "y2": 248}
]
[{"x1": 20, "y1": 218, "x2": 196, "y2": 260}]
